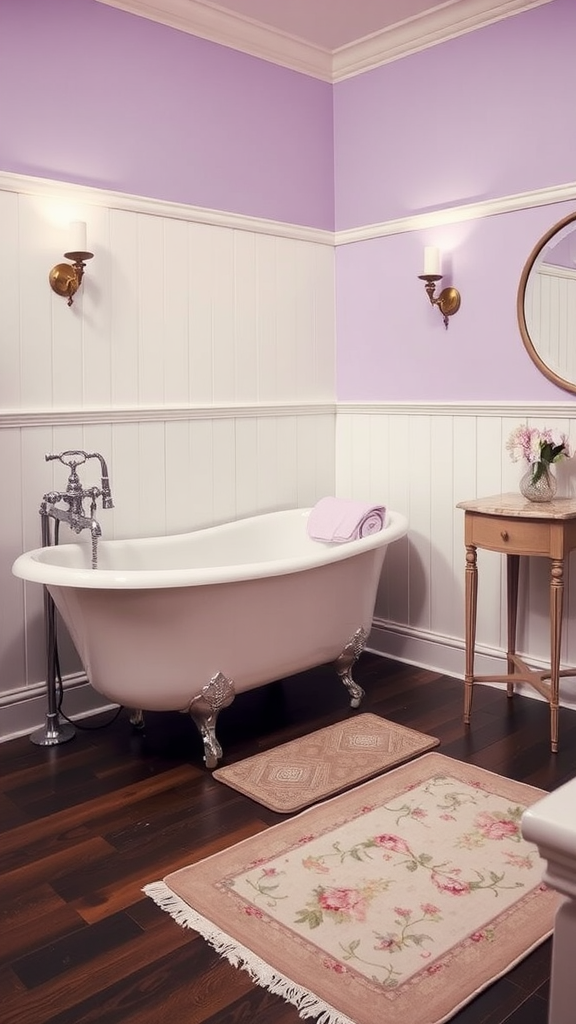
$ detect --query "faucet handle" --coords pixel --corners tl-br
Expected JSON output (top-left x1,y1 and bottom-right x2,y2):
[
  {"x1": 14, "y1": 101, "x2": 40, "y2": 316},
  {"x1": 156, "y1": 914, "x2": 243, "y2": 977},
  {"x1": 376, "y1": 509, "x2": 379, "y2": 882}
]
[{"x1": 46, "y1": 450, "x2": 88, "y2": 469}]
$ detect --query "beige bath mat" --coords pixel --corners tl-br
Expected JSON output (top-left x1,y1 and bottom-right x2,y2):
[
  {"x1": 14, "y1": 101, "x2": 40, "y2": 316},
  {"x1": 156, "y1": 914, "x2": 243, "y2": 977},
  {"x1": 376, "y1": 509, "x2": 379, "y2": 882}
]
[{"x1": 213, "y1": 712, "x2": 439, "y2": 812}]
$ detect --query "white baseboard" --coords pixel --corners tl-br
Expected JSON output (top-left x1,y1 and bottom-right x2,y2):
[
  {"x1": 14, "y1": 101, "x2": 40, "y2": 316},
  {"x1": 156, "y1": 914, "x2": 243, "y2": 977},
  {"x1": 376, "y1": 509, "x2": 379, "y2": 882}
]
[
  {"x1": 0, "y1": 677, "x2": 116, "y2": 744},
  {"x1": 368, "y1": 619, "x2": 576, "y2": 711},
  {"x1": 4, "y1": 624, "x2": 576, "y2": 745}
]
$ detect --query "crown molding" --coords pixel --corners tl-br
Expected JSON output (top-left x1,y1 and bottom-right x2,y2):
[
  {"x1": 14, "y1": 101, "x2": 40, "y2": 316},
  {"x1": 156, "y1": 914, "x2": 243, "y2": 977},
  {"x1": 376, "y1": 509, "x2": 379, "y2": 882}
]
[
  {"x1": 332, "y1": 0, "x2": 555, "y2": 82},
  {"x1": 96, "y1": 0, "x2": 554, "y2": 82},
  {"x1": 95, "y1": 0, "x2": 333, "y2": 80}
]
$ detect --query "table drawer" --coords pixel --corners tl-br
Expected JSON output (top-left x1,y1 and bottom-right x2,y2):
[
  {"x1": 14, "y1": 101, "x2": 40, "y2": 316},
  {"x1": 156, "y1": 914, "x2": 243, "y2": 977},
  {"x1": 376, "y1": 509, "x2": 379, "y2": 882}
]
[{"x1": 467, "y1": 514, "x2": 551, "y2": 555}]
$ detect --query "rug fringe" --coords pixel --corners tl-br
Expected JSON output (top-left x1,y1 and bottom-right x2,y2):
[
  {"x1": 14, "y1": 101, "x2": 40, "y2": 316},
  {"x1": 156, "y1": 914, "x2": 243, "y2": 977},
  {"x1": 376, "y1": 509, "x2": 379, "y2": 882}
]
[{"x1": 143, "y1": 881, "x2": 356, "y2": 1024}]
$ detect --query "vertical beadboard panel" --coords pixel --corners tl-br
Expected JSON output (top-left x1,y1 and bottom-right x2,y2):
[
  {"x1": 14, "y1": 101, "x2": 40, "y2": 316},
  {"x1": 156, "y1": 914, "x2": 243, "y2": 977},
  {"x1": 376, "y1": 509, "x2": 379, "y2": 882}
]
[
  {"x1": 311, "y1": 242, "x2": 336, "y2": 400},
  {"x1": 47, "y1": 203, "x2": 85, "y2": 408},
  {"x1": 407, "y1": 413, "x2": 432, "y2": 631},
  {"x1": 211, "y1": 229, "x2": 236, "y2": 403},
  {"x1": 0, "y1": 427, "x2": 26, "y2": 691},
  {"x1": 164, "y1": 420, "x2": 194, "y2": 535},
  {"x1": 256, "y1": 234, "x2": 279, "y2": 400},
  {"x1": 138, "y1": 421, "x2": 168, "y2": 538},
  {"x1": 138, "y1": 215, "x2": 166, "y2": 406},
  {"x1": 276, "y1": 416, "x2": 300, "y2": 510},
  {"x1": 163, "y1": 218, "x2": 190, "y2": 406},
  {"x1": 430, "y1": 415, "x2": 459, "y2": 642},
  {"x1": 110, "y1": 210, "x2": 140, "y2": 407},
  {"x1": 233, "y1": 231, "x2": 258, "y2": 403},
  {"x1": 256, "y1": 417, "x2": 280, "y2": 510},
  {"x1": 275, "y1": 238, "x2": 298, "y2": 400},
  {"x1": 109, "y1": 422, "x2": 142, "y2": 538},
  {"x1": 20, "y1": 197, "x2": 54, "y2": 408},
  {"x1": 80, "y1": 202, "x2": 112, "y2": 408},
  {"x1": 19, "y1": 425, "x2": 55, "y2": 686},
  {"x1": 212, "y1": 418, "x2": 237, "y2": 524},
  {"x1": 0, "y1": 191, "x2": 21, "y2": 409},
  {"x1": 191, "y1": 419, "x2": 218, "y2": 528},
  {"x1": 383, "y1": 412, "x2": 411, "y2": 629},
  {"x1": 235, "y1": 417, "x2": 259, "y2": 518},
  {"x1": 188, "y1": 222, "x2": 217, "y2": 404}
]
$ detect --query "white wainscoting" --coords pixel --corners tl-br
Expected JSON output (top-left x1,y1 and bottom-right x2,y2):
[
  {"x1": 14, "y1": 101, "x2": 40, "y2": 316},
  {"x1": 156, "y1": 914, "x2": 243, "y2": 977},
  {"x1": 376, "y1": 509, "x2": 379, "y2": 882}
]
[
  {"x1": 1, "y1": 407, "x2": 337, "y2": 740},
  {"x1": 336, "y1": 402, "x2": 576, "y2": 709},
  {"x1": 4, "y1": 171, "x2": 576, "y2": 742},
  {"x1": 0, "y1": 172, "x2": 337, "y2": 740}
]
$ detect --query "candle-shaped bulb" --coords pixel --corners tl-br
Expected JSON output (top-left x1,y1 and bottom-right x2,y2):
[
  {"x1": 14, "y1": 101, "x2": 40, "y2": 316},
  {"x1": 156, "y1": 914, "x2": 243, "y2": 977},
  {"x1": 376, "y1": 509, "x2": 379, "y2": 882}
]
[
  {"x1": 423, "y1": 246, "x2": 441, "y2": 276},
  {"x1": 68, "y1": 221, "x2": 87, "y2": 254}
]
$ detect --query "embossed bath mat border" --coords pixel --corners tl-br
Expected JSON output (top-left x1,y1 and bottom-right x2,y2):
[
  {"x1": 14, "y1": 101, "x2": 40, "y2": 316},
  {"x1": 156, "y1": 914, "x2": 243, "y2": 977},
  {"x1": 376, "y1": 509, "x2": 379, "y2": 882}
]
[{"x1": 212, "y1": 713, "x2": 439, "y2": 812}]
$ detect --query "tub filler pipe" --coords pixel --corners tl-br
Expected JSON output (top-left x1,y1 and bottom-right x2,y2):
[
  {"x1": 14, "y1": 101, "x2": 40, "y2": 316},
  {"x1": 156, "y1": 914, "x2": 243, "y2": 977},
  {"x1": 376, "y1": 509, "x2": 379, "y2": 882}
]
[{"x1": 29, "y1": 450, "x2": 114, "y2": 747}]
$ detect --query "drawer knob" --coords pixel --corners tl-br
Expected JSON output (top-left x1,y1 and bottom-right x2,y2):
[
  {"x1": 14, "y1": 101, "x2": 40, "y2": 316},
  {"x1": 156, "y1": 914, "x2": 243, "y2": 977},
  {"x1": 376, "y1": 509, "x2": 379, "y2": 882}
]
[{"x1": 501, "y1": 530, "x2": 509, "y2": 541}]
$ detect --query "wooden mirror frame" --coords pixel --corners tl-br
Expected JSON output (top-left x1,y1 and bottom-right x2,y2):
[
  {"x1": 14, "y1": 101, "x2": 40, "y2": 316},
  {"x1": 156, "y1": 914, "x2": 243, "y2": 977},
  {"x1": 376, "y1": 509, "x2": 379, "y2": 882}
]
[{"x1": 517, "y1": 210, "x2": 576, "y2": 395}]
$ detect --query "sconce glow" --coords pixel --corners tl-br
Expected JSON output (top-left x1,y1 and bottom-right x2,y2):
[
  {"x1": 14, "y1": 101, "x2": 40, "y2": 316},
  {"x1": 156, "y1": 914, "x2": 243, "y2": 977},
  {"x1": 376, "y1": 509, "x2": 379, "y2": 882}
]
[
  {"x1": 49, "y1": 221, "x2": 94, "y2": 307},
  {"x1": 418, "y1": 247, "x2": 461, "y2": 329}
]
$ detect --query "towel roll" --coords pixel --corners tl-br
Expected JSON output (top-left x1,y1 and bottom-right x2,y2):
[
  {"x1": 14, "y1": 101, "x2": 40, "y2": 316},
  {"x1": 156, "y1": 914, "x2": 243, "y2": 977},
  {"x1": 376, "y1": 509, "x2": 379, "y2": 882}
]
[
  {"x1": 307, "y1": 496, "x2": 388, "y2": 543},
  {"x1": 358, "y1": 509, "x2": 385, "y2": 537}
]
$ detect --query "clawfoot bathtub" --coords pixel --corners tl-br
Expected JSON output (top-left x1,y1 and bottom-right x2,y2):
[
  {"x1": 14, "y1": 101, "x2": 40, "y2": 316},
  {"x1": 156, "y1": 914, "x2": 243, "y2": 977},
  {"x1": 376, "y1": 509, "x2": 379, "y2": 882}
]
[{"x1": 13, "y1": 507, "x2": 408, "y2": 767}]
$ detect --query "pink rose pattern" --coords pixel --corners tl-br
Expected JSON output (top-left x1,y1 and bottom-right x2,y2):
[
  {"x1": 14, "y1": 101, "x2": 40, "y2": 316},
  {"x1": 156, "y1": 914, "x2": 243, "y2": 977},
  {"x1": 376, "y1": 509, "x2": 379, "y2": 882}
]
[{"x1": 234, "y1": 773, "x2": 546, "y2": 990}]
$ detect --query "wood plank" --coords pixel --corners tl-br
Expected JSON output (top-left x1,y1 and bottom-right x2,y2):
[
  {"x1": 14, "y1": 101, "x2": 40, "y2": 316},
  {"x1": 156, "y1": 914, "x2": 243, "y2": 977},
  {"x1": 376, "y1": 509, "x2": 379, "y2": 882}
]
[{"x1": 0, "y1": 655, "x2": 571, "y2": 1024}]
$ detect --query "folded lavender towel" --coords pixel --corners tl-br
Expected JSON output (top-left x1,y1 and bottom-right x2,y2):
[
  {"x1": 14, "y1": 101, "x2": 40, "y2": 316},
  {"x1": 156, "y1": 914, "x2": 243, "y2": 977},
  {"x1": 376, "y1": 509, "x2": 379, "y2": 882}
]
[{"x1": 307, "y1": 497, "x2": 388, "y2": 543}]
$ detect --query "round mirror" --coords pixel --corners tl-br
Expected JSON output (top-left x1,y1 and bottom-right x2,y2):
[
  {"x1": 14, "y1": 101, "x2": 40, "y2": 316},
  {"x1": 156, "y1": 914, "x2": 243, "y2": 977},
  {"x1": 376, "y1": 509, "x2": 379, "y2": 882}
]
[{"x1": 517, "y1": 211, "x2": 576, "y2": 394}]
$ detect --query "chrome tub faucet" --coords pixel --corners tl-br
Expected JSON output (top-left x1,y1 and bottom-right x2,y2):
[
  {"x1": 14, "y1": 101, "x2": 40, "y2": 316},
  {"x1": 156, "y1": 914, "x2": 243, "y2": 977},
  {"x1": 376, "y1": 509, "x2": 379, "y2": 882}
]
[{"x1": 40, "y1": 450, "x2": 114, "y2": 568}]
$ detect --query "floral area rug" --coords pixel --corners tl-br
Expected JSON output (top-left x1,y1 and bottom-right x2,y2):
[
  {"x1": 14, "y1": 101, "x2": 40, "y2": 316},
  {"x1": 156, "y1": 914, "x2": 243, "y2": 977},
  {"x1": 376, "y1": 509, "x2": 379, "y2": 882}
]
[
  {"x1": 144, "y1": 753, "x2": 558, "y2": 1024},
  {"x1": 213, "y1": 713, "x2": 439, "y2": 812}
]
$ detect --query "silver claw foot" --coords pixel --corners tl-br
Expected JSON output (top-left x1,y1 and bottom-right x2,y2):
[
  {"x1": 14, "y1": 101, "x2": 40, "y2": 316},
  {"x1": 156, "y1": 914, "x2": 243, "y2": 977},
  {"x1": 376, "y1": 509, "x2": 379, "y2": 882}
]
[
  {"x1": 129, "y1": 708, "x2": 145, "y2": 730},
  {"x1": 334, "y1": 627, "x2": 368, "y2": 708},
  {"x1": 188, "y1": 672, "x2": 235, "y2": 768}
]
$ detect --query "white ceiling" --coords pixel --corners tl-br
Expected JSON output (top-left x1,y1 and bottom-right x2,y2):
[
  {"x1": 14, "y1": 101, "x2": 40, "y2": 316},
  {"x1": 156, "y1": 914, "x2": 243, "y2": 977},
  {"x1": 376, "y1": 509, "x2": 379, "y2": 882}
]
[{"x1": 97, "y1": 0, "x2": 553, "y2": 80}]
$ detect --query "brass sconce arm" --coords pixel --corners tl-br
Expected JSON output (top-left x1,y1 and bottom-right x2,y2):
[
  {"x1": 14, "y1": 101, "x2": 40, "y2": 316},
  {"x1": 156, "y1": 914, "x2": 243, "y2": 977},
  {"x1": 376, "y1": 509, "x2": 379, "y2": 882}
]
[
  {"x1": 49, "y1": 223, "x2": 93, "y2": 307},
  {"x1": 49, "y1": 250, "x2": 94, "y2": 307},
  {"x1": 418, "y1": 273, "x2": 461, "y2": 330}
]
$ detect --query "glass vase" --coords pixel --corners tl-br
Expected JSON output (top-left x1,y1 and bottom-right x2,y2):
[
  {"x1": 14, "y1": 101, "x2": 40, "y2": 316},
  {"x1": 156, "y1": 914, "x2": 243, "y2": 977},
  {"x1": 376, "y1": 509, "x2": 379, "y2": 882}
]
[{"x1": 519, "y1": 465, "x2": 557, "y2": 503}]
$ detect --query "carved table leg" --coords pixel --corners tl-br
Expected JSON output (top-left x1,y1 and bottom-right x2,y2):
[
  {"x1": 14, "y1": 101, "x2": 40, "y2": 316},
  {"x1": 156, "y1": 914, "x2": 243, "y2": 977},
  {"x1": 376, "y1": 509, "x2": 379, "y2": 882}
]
[
  {"x1": 506, "y1": 553, "x2": 520, "y2": 698},
  {"x1": 464, "y1": 543, "x2": 477, "y2": 724},
  {"x1": 550, "y1": 557, "x2": 564, "y2": 753}
]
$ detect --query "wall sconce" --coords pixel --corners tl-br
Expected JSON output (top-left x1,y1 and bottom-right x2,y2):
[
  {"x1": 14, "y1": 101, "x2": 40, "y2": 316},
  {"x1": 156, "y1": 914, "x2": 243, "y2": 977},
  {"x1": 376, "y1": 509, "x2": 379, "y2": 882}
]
[
  {"x1": 49, "y1": 222, "x2": 93, "y2": 307},
  {"x1": 418, "y1": 246, "x2": 461, "y2": 329}
]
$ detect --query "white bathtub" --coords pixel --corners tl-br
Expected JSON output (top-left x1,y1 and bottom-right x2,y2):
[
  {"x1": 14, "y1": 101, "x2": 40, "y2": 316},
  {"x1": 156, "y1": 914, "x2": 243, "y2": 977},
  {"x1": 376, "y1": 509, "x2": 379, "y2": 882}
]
[{"x1": 13, "y1": 507, "x2": 408, "y2": 766}]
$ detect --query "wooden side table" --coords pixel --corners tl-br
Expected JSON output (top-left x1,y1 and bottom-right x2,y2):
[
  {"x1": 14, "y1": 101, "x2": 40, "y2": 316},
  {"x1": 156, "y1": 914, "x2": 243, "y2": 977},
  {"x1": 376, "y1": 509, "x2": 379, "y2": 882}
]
[{"x1": 456, "y1": 494, "x2": 576, "y2": 752}]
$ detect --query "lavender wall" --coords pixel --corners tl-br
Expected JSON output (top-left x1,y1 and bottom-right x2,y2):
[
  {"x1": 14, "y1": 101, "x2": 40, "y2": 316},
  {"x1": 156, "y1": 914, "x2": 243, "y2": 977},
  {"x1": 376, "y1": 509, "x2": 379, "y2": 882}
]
[
  {"x1": 0, "y1": 0, "x2": 334, "y2": 229},
  {"x1": 334, "y1": 0, "x2": 576, "y2": 401},
  {"x1": 333, "y1": 0, "x2": 575, "y2": 230}
]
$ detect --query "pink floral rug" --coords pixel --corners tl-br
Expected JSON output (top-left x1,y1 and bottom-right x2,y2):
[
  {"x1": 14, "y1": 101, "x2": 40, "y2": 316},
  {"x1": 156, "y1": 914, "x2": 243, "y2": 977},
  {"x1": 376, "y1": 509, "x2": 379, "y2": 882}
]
[{"x1": 145, "y1": 753, "x2": 558, "y2": 1024}]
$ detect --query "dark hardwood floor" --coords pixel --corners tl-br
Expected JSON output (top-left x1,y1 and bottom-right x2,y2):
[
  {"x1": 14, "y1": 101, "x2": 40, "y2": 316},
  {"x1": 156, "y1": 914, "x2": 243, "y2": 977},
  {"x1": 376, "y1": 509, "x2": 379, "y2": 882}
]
[{"x1": 2, "y1": 654, "x2": 575, "y2": 1024}]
